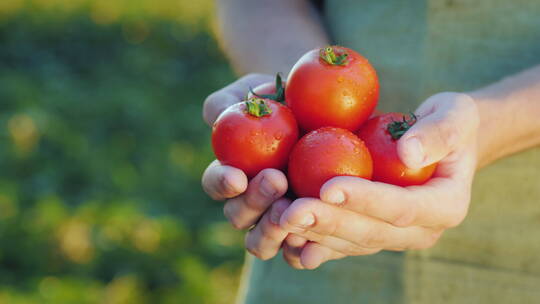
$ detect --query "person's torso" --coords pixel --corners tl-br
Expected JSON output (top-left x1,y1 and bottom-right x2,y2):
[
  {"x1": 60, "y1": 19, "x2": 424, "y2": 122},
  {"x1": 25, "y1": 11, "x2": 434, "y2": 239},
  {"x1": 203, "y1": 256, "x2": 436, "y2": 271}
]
[{"x1": 239, "y1": 1, "x2": 540, "y2": 303}]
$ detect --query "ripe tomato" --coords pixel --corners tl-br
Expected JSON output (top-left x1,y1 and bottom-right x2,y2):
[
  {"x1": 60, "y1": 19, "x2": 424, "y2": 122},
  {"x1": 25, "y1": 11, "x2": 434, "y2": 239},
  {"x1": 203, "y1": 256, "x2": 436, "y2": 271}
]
[
  {"x1": 212, "y1": 97, "x2": 298, "y2": 178},
  {"x1": 357, "y1": 113, "x2": 437, "y2": 186},
  {"x1": 285, "y1": 46, "x2": 379, "y2": 132},
  {"x1": 288, "y1": 127, "x2": 373, "y2": 198},
  {"x1": 247, "y1": 73, "x2": 286, "y2": 103}
]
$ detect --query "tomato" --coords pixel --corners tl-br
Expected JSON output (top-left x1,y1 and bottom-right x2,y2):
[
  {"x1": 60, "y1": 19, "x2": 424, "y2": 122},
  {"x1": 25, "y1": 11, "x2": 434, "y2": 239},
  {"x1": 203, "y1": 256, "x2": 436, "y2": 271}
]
[
  {"x1": 247, "y1": 73, "x2": 285, "y2": 103},
  {"x1": 212, "y1": 97, "x2": 298, "y2": 178},
  {"x1": 285, "y1": 46, "x2": 379, "y2": 132},
  {"x1": 247, "y1": 82, "x2": 276, "y2": 99},
  {"x1": 357, "y1": 112, "x2": 437, "y2": 186},
  {"x1": 288, "y1": 127, "x2": 373, "y2": 197}
]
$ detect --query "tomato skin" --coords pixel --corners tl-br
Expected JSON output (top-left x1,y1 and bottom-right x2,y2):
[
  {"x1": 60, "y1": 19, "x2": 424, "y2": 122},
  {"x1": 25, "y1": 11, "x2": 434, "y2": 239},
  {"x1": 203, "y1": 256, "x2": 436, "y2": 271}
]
[
  {"x1": 285, "y1": 46, "x2": 379, "y2": 132},
  {"x1": 357, "y1": 113, "x2": 437, "y2": 186},
  {"x1": 288, "y1": 127, "x2": 373, "y2": 198},
  {"x1": 247, "y1": 82, "x2": 282, "y2": 99},
  {"x1": 212, "y1": 100, "x2": 299, "y2": 178}
]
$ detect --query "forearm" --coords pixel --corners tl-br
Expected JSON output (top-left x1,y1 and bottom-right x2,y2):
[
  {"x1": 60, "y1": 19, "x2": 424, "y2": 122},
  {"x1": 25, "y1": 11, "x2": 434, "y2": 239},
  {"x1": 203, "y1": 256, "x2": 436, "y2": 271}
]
[
  {"x1": 469, "y1": 65, "x2": 540, "y2": 168},
  {"x1": 216, "y1": 0, "x2": 330, "y2": 76}
]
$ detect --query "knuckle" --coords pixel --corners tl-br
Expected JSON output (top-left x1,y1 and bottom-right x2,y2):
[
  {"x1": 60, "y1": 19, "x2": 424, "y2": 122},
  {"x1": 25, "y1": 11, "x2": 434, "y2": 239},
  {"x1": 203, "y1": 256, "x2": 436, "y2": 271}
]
[
  {"x1": 259, "y1": 219, "x2": 275, "y2": 238},
  {"x1": 244, "y1": 196, "x2": 268, "y2": 213},
  {"x1": 245, "y1": 232, "x2": 276, "y2": 261},
  {"x1": 323, "y1": 218, "x2": 340, "y2": 237},
  {"x1": 342, "y1": 243, "x2": 363, "y2": 256},
  {"x1": 224, "y1": 204, "x2": 248, "y2": 230},
  {"x1": 359, "y1": 227, "x2": 384, "y2": 248},
  {"x1": 435, "y1": 118, "x2": 458, "y2": 147},
  {"x1": 390, "y1": 203, "x2": 417, "y2": 227}
]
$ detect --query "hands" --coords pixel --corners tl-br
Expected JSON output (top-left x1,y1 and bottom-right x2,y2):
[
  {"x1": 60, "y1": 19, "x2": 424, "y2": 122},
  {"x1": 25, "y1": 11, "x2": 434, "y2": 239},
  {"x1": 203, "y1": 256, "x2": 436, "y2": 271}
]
[
  {"x1": 247, "y1": 92, "x2": 480, "y2": 269},
  {"x1": 202, "y1": 78, "x2": 480, "y2": 269},
  {"x1": 201, "y1": 74, "x2": 299, "y2": 260}
]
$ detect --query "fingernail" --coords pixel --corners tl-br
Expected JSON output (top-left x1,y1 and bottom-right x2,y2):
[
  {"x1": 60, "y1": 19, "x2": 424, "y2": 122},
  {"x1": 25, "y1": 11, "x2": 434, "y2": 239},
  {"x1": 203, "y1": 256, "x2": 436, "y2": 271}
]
[
  {"x1": 299, "y1": 214, "x2": 315, "y2": 227},
  {"x1": 326, "y1": 190, "x2": 345, "y2": 204},
  {"x1": 405, "y1": 136, "x2": 426, "y2": 168},
  {"x1": 259, "y1": 177, "x2": 276, "y2": 198}
]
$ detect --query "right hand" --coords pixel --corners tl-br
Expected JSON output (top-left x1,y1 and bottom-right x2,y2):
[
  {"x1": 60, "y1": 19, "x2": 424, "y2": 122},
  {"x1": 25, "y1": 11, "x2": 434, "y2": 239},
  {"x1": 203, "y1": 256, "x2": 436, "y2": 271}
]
[
  {"x1": 202, "y1": 74, "x2": 289, "y2": 230},
  {"x1": 202, "y1": 73, "x2": 348, "y2": 265}
]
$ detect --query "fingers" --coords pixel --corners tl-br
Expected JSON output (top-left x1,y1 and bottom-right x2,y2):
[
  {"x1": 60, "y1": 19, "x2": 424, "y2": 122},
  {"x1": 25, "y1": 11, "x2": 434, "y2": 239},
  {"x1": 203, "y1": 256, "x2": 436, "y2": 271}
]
[
  {"x1": 320, "y1": 176, "x2": 468, "y2": 228},
  {"x1": 203, "y1": 74, "x2": 274, "y2": 126},
  {"x1": 397, "y1": 92, "x2": 479, "y2": 169},
  {"x1": 202, "y1": 160, "x2": 248, "y2": 200},
  {"x1": 245, "y1": 198, "x2": 291, "y2": 260},
  {"x1": 280, "y1": 198, "x2": 441, "y2": 250},
  {"x1": 282, "y1": 235, "x2": 347, "y2": 270},
  {"x1": 223, "y1": 168, "x2": 288, "y2": 229},
  {"x1": 300, "y1": 242, "x2": 346, "y2": 269},
  {"x1": 203, "y1": 93, "x2": 239, "y2": 126},
  {"x1": 282, "y1": 234, "x2": 308, "y2": 269}
]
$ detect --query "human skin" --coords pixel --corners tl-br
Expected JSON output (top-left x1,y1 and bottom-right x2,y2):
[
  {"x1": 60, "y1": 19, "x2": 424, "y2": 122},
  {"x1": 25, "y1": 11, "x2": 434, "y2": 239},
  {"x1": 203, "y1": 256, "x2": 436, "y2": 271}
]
[
  {"x1": 202, "y1": 0, "x2": 540, "y2": 269},
  {"x1": 203, "y1": 0, "x2": 330, "y2": 266}
]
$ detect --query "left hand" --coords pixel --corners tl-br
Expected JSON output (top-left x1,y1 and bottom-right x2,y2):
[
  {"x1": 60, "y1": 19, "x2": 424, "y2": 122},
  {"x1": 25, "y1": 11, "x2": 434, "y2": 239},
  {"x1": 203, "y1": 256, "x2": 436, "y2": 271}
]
[{"x1": 246, "y1": 92, "x2": 480, "y2": 269}]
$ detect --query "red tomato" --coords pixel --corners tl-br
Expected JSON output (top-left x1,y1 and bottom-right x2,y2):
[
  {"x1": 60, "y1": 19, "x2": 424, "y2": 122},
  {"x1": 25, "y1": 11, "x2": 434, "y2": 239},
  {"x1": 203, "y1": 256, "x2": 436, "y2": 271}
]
[
  {"x1": 288, "y1": 127, "x2": 373, "y2": 198},
  {"x1": 212, "y1": 98, "x2": 298, "y2": 178},
  {"x1": 285, "y1": 46, "x2": 379, "y2": 132},
  {"x1": 247, "y1": 82, "x2": 276, "y2": 99},
  {"x1": 357, "y1": 113, "x2": 437, "y2": 186},
  {"x1": 247, "y1": 73, "x2": 286, "y2": 103}
]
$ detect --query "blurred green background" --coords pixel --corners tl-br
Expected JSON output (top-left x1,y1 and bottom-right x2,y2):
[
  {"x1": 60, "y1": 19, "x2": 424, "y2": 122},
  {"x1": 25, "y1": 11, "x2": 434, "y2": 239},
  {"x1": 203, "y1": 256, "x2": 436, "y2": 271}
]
[{"x1": 0, "y1": 0, "x2": 245, "y2": 303}]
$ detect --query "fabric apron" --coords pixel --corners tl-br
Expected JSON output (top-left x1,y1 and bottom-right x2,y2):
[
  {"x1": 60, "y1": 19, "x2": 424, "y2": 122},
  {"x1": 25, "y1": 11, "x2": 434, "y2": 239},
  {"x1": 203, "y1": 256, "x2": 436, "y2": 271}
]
[{"x1": 237, "y1": 1, "x2": 540, "y2": 302}]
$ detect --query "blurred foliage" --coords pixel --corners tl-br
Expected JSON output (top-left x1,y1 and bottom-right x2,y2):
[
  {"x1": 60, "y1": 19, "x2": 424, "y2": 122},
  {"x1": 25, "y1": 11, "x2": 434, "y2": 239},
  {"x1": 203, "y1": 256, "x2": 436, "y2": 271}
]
[{"x1": 0, "y1": 0, "x2": 245, "y2": 303}]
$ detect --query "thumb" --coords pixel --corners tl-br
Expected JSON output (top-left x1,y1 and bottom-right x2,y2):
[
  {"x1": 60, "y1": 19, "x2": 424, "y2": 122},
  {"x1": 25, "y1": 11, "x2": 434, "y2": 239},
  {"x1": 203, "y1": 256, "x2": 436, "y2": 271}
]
[{"x1": 397, "y1": 92, "x2": 478, "y2": 169}]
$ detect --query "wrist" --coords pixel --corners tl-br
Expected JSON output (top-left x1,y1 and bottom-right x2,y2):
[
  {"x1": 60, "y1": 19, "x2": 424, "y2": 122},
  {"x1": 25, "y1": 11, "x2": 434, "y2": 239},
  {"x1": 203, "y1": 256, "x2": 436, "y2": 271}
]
[{"x1": 466, "y1": 90, "x2": 506, "y2": 169}]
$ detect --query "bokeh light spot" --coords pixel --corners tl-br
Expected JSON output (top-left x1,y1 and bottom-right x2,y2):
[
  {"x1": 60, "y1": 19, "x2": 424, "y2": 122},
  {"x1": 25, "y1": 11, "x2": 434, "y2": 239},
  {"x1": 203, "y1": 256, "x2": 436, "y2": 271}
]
[
  {"x1": 0, "y1": 193, "x2": 18, "y2": 220},
  {"x1": 122, "y1": 21, "x2": 150, "y2": 44},
  {"x1": 57, "y1": 219, "x2": 94, "y2": 264},
  {"x1": 8, "y1": 114, "x2": 40, "y2": 156},
  {"x1": 132, "y1": 219, "x2": 161, "y2": 253}
]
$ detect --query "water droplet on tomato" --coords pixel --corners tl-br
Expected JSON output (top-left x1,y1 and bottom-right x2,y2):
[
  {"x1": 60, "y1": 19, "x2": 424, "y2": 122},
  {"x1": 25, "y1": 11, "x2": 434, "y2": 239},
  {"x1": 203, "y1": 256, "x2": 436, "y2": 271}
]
[
  {"x1": 274, "y1": 131, "x2": 283, "y2": 140},
  {"x1": 337, "y1": 76, "x2": 344, "y2": 83}
]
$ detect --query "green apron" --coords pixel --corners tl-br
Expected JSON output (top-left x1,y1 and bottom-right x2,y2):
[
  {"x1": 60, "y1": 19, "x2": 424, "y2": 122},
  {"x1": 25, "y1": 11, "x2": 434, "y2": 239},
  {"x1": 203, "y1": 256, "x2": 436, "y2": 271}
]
[{"x1": 238, "y1": 1, "x2": 540, "y2": 303}]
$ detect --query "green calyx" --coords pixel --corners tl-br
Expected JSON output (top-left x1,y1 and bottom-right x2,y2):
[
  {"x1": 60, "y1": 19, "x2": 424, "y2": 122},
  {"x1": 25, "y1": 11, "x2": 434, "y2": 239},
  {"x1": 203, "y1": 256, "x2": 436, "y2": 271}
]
[
  {"x1": 245, "y1": 97, "x2": 272, "y2": 117},
  {"x1": 387, "y1": 113, "x2": 417, "y2": 140},
  {"x1": 320, "y1": 46, "x2": 349, "y2": 66},
  {"x1": 249, "y1": 73, "x2": 285, "y2": 103}
]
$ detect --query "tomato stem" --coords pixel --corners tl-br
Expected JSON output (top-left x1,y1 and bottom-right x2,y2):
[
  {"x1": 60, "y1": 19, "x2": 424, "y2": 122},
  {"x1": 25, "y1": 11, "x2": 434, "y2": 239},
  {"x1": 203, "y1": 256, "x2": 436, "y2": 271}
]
[
  {"x1": 249, "y1": 73, "x2": 286, "y2": 103},
  {"x1": 387, "y1": 112, "x2": 417, "y2": 140},
  {"x1": 320, "y1": 46, "x2": 349, "y2": 66},
  {"x1": 245, "y1": 97, "x2": 272, "y2": 117}
]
